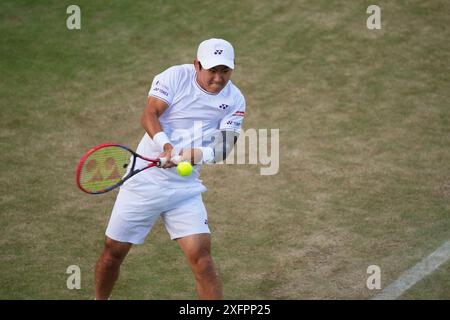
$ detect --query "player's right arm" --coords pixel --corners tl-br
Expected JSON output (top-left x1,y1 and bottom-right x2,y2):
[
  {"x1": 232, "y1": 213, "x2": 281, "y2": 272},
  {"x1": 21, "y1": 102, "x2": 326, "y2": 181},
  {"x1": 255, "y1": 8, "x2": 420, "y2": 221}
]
[
  {"x1": 141, "y1": 96, "x2": 169, "y2": 139},
  {"x1": 141, "y1": 99, "x2": 207, "y2": 166},
  {"x1": 141, "y1": 96, "x2": 174, "y2": 167}
]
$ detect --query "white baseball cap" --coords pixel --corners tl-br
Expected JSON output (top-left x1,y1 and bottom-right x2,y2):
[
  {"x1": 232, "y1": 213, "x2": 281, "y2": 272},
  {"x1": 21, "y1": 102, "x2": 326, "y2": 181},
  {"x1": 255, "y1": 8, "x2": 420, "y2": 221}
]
[{"x1": 197, "y1": 38, "x2": 235, "y2": 70}]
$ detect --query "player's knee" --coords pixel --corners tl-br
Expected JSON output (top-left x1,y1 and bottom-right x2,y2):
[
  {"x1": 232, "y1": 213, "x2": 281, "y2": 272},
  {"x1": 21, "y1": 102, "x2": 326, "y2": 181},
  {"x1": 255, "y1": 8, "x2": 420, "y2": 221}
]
[
  {"x1": 100, "y1": 254, "x2": 122, "y2": 270},
  {"x1": 190, "y1": 254, "x2": 215, "y2": 278},
  {"x1": 102, "y1": 240, "x2": 129, "y2": 265}
]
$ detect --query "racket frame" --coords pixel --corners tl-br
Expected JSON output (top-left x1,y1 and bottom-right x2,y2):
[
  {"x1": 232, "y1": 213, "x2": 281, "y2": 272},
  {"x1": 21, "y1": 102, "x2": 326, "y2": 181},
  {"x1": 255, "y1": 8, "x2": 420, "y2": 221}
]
[{"x1": 76, "y1": 143, "x2": 162, "y2": 194}]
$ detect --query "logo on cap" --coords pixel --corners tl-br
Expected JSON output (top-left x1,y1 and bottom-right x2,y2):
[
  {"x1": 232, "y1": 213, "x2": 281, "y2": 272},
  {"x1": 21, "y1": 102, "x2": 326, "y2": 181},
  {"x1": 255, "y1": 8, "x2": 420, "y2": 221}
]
[{"x1": 197, "y1": 38, "x2": 235, "y2": 69}]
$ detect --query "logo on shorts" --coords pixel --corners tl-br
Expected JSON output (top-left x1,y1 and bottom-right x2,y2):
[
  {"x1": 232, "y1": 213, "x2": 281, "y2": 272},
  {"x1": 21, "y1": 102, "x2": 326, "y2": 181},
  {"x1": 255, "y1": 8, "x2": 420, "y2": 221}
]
[{"x1": 204, "y1": 219, "x2": 208, "y2": 225}]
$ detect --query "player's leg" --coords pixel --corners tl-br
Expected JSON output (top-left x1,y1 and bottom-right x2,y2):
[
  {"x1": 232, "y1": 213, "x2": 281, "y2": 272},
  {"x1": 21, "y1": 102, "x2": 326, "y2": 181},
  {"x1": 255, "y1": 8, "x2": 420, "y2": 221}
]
[
  {"x1": 96, "y1": 181, "x2": 166, "y2": 299},
  {"x1": 95, "y1": 236, "x2": 132, "y2": 300},
  {"x1": 177, "y1": 233, "x2": 223, "y2": 300},
  {"x1": 162, "y1": 186, "x2": 220, "y2": 299}
]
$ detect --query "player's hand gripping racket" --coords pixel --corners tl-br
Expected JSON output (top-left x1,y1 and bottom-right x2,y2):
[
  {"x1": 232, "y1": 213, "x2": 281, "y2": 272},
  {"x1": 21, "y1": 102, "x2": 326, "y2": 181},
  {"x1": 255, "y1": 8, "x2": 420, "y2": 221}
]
[{"x1": 76, "y1": 143, "x2": 167, "y2": 194}]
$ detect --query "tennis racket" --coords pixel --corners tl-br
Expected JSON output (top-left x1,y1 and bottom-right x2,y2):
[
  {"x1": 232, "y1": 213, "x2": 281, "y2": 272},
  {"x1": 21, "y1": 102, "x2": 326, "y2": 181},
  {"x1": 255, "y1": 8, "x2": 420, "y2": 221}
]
[{"x1": 76, "y1": 143, "x2": 167, "y2": 194}]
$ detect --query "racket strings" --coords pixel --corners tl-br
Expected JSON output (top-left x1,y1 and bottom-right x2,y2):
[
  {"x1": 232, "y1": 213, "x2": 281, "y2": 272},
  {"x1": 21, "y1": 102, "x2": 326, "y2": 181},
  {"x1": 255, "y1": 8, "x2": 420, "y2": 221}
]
[{"x1": 79, "y1": 146, "x2": 131, "y2": 192}]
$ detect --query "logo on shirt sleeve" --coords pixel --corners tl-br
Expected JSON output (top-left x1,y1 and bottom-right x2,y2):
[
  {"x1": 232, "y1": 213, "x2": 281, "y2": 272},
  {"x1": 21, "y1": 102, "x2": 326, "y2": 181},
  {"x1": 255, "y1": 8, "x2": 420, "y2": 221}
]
[
  {"x1": 226, "y1": 120, "x2": 242, "y2": 127},
  {"x1": 154, "y1": 80, "x2": 169, "y2": 90},
  {"x1": 152, "y1": 80, "x2": 170, "y2": 97}
]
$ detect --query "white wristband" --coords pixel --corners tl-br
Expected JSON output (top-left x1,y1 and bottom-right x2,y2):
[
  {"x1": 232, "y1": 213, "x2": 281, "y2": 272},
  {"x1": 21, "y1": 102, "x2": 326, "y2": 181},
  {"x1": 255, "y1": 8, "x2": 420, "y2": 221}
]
[
  {"x1": 199, "y1": 147, "x2": 215, "y2": 164},
  {"x1": 153, "y1": 131, "x2": 171, "y2": 151}
]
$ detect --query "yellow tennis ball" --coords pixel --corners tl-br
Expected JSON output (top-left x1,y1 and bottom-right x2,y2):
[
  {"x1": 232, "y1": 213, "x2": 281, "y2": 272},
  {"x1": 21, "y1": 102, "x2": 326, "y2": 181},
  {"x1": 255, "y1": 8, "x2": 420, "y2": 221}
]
[{"x1": 177, "y1": 161, "x2": 193, "y2": 176}]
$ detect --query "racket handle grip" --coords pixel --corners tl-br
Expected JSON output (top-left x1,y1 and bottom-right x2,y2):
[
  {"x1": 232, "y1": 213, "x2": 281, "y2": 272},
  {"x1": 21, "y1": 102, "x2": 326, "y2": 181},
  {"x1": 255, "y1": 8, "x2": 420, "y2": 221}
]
[
  {"x1": 158, "y1": 156, "x2": 182, "y2": 167},
  {"x1": 159, "y1": 157, "x2": 167, "y2": 167}
]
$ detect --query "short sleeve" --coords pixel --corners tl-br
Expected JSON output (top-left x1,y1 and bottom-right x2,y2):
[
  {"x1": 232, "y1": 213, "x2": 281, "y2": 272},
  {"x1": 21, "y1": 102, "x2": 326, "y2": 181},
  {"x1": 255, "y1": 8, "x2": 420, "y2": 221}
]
[
  {"x1": 148, "y1": 66, "x2": 179, "y2": 106},
  {"x1": 219, "y1": 94, "x2": 246, "y2": 133}
]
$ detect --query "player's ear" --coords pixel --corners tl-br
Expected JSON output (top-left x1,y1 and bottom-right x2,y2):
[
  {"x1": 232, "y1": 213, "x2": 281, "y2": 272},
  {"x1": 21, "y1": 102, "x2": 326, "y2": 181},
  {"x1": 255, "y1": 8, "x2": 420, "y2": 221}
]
[{"x1": 194, "y1": 59, "x2": 202, "y2": 71}]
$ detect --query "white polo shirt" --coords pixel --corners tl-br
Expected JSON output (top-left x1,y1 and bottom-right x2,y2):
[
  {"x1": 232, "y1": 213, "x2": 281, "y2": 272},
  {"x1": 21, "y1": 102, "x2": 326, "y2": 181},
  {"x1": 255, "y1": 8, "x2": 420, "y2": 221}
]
[{"x1": 132, "y1": 64, "x2": 246, "y2": 188}]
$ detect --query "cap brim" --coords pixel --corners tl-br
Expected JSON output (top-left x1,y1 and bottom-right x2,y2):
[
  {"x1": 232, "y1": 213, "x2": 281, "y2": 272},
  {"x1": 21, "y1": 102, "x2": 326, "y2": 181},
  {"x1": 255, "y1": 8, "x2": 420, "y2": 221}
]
[{"x1": 200, "y1": 58, "x2": 234, "y2": 70}]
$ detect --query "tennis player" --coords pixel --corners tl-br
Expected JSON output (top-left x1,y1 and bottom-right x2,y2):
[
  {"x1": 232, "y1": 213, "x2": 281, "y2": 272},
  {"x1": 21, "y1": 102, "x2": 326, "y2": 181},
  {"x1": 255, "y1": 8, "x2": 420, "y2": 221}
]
[{"x1": 95, "y1": 38, "x2": 246, "y2": 300}]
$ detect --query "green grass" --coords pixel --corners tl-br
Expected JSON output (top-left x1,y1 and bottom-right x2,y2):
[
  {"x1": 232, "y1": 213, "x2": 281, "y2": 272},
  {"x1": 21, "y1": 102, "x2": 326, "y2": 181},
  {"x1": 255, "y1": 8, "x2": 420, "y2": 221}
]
[
  {"x1": 400, "y1": 260, "x2": 450, "y2": 300},
  {"x1": 0, "y1": 0, "x2": 449, "y2": 299}
]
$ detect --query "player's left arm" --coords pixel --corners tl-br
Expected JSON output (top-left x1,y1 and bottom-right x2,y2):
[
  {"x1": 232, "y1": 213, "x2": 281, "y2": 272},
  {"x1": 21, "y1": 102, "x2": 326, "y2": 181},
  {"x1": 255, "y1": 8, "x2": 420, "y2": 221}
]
[
  {"x1": 206, "y1": 130, "x2": 239, "y2": 163},
  {"x1": 175, "y1": 130, "x2": 239, "y2": 165},
  {"x1": 197, "y1": 93, "x2": 245, "y2": 164},
  {"x1": 176, "y1": 93, "x2": 245, "y2": 165}
]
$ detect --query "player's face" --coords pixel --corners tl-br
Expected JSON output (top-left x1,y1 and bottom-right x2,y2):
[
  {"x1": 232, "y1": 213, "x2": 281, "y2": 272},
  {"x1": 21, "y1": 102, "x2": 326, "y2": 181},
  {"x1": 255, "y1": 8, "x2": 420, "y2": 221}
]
[{"x1": 194, "y1": 60, "x2": 233, "y2": 93}]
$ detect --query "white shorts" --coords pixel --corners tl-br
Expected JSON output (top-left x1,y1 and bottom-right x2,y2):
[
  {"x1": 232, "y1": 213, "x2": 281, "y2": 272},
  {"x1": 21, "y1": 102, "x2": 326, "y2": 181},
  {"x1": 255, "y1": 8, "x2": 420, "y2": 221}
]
[{"x1": 105, "y1": 175, "x2": 209, "y2": 244}]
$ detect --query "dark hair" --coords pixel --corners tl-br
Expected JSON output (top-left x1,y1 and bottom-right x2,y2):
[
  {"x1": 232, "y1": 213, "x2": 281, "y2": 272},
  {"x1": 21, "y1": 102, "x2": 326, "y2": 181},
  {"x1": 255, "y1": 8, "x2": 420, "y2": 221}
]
[{"x1": 198, "y1": 61, "x2": 203, "y2": 70}]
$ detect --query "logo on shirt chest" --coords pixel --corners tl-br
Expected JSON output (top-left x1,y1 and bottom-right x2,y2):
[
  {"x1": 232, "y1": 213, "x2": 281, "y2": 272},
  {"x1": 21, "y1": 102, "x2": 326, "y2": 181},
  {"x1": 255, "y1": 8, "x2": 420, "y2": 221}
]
[{"x1": 218, "y1": 103, "x2": 229, "y2": 110}]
